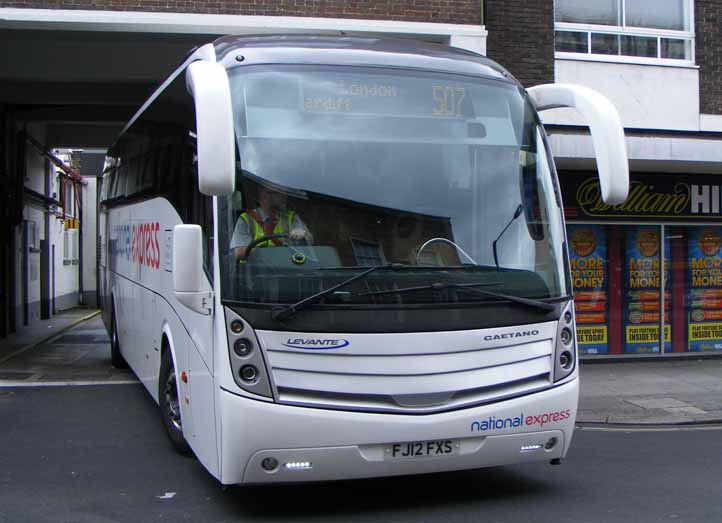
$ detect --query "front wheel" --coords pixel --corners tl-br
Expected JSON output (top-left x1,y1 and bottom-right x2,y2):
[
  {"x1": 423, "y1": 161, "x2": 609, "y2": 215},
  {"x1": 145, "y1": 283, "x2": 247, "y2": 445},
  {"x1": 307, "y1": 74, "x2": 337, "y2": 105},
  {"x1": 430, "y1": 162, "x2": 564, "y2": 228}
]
[{"x1": 159, "y1": 351, "x2": 191, "y2": 455}]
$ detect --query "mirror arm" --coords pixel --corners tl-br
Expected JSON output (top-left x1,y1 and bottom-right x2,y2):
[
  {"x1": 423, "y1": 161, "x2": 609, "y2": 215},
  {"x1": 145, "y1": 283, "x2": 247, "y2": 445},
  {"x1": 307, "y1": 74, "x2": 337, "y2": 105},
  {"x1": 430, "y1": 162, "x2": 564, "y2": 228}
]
[
  {"x1": 527, "y1": 83, "x2": 629, "y2": 205},
  {"x1": 186, "y1": 60, "x2": 235, "y2": 196}
]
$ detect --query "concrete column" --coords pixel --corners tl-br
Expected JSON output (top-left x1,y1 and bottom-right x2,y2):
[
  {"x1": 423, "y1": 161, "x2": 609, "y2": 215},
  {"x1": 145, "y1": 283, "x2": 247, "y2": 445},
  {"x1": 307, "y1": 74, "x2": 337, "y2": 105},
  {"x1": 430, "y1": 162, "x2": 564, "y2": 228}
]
[{"x1": 81, "y1": 177, "x2": 97, "y2": 308}]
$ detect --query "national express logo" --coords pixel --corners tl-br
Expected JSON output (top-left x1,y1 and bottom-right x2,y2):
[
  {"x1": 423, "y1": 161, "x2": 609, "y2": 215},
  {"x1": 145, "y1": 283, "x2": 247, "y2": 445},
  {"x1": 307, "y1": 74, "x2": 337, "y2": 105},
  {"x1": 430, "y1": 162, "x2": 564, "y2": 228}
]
[
  {"x1": 470, "y1": 409, "x2": 571, "y2": 433},
  {"x1": 112, "y1": 222, "x2": 161, "y2": 270}
]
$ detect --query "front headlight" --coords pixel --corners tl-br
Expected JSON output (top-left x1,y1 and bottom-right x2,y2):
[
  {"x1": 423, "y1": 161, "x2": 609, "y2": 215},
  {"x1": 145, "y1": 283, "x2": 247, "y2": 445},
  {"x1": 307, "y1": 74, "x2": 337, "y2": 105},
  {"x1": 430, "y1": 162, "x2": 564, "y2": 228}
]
[
  {"x1": 553, "y1": 301, "x2": 577, "y2": 382},
  {"x1": 224, "y1": 307, "x2": 274, "y2": 398}
]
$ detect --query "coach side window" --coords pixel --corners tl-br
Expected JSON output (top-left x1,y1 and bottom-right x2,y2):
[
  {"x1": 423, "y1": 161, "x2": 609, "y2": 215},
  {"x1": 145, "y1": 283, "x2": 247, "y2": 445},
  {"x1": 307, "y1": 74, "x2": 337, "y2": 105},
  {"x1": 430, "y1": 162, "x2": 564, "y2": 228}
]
[{"x1": 104, "y1": 65, "x2": 215, "y2": 283}]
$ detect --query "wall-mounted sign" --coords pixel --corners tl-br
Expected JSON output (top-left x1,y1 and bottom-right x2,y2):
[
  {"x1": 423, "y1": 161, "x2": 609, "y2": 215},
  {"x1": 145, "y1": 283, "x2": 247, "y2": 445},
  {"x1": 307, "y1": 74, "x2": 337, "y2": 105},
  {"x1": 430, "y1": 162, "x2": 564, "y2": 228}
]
[{"x1": 561, "y1": 173, "x2": 722, "y2": 222}]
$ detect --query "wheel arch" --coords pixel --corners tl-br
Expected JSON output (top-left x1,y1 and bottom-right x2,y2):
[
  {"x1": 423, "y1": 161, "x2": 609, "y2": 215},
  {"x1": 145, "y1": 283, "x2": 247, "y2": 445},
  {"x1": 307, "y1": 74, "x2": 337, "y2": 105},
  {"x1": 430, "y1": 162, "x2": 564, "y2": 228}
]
[{"x1": 158, "y1": 321, "x2": 180, "y2": 403}]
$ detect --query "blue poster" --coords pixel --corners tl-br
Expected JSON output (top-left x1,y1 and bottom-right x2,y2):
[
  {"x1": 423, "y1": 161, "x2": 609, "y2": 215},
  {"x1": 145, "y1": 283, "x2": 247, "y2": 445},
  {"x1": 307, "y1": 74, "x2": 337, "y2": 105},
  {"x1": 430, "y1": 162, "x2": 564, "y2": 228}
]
[
  {"x1": 568, "y1": 225, "x2": 608, "y2": 355},
  {"x1": 687, "y1": 227, "x2": 722, "y2": 351},
  {"x1": 623, "y1": 227, "x2": 671, "y2": 354}
]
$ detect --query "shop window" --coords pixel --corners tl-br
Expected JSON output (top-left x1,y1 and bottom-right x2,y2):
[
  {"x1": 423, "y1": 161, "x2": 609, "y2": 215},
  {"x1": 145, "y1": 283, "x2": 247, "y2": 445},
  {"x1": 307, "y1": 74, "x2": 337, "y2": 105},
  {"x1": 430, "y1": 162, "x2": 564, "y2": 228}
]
[
  {"x1": 677, "y1": 227, "x2": 722, "y2": 352},
  {"x1": 621, "y1": 226, "x2": 669, "y2": 354},
  {"x1": 568, "y1": 222, "x2": 722, "y2": 356},
  {"x1": 554, "y1": 0, "x2": 694, "y2": 64},
  {"x1": 568, "y1": 225, "x2": 610, "y2": 355},
  {"x1": 58, "y1": 176, "x2": 75, "y2": 218}
]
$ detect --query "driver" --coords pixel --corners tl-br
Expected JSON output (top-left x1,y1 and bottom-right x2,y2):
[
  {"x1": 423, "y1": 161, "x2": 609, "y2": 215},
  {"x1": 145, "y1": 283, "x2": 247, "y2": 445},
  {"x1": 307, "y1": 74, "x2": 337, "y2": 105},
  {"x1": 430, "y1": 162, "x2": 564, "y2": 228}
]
[{"x1": 230, "y1": 185, "x2": 312, "y2": 261}]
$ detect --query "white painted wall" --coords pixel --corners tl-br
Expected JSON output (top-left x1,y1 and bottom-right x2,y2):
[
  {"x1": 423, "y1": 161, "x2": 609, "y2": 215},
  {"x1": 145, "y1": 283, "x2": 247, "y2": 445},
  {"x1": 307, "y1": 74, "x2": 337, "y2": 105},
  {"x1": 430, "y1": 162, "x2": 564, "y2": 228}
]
[
  {"x1": 22, "y1": 124, "x2": 47, "y2": 323},
  {"x1": 52, "y1": 214, "x2": 79, "y2": 310},
  {"x1": 549, "y1": 132, "x2": 722, "y2": 173},
  {"x1": 542, "y1": 59, "x2": 700, "y2": 132},
  {"x1": 450, "y1": 34, "x2": 486, "y2": 55}
]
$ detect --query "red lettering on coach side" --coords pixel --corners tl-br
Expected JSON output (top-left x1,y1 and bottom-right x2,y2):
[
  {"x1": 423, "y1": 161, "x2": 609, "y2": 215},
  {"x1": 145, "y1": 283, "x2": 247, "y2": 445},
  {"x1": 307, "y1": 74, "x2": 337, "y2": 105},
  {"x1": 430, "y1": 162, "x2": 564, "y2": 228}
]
[{"x1": 127, "y1": 221, "x2": 161, "y2": 270}]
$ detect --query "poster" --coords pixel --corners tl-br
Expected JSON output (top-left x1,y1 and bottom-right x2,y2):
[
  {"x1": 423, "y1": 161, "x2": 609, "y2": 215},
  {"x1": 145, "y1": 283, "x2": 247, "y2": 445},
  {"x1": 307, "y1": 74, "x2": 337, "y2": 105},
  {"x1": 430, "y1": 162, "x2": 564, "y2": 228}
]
[
  {"x1": 686, "y1": 228, "x2": 722, "y2": 351},
  {"x1": 623, "y1": 227, "x2": 671, "y2": 353},
  {"x1": 568, "y1": 225, "x2": 608, "y2": 355}
]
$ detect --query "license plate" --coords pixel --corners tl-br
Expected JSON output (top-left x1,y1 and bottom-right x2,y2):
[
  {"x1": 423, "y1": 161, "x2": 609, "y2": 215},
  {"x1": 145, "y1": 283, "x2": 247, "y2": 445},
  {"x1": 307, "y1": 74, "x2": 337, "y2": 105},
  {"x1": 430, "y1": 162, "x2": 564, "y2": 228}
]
[{"x1": 386, "y1": 439, "x2": 459, "y2": 460}]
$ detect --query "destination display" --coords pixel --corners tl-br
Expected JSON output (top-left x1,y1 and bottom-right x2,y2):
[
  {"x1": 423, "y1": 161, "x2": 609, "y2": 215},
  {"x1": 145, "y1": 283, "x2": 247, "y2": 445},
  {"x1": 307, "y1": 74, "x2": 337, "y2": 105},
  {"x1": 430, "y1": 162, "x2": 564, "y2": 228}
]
[
  {"x1": 301, "y1": 75, "x2": 475, "y2": 118},
  {"x1": 686, "y1": 227, "x2": 722, "y2": 351},
  {"x1": 568, "y1": 225, "x2": 609, "y2": 355}
]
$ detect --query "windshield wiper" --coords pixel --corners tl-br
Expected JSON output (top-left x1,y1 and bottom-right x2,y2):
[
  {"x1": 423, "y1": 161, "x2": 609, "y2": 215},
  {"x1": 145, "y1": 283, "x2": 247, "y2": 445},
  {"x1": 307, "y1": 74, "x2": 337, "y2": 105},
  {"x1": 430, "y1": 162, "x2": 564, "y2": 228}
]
[
  {"x1": 271, "y1": 263, "x2": 413, "y2": 322},
  {"x1": 359, "y1": 281, "x2": 502, "y2": 296},
  {"x1": 361, "y1": 282, "x2": 556, "y2": 312}
]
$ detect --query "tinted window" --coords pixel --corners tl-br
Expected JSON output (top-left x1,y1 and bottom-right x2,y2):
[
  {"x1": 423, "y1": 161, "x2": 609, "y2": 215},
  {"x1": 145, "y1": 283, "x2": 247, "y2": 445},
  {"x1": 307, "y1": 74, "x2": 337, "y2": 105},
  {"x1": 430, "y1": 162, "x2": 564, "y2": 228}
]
[{"x1": 101, "y1": 65, "x2": 213, "y2": 281}]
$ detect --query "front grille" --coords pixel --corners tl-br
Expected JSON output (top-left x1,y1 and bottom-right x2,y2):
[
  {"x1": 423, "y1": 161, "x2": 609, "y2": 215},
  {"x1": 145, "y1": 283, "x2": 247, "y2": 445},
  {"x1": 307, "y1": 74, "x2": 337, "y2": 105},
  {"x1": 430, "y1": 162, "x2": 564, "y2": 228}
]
[{"x1": 264, "y1": 337, "x2": 554, "y2": 414}]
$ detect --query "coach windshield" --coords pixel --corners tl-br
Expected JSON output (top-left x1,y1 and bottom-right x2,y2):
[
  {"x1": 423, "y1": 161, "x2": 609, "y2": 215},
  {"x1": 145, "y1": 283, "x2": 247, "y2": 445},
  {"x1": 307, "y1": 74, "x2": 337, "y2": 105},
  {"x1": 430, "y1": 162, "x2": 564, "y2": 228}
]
[{"x1": 218, "y1": 65, "x2": 569, "y2": 310}]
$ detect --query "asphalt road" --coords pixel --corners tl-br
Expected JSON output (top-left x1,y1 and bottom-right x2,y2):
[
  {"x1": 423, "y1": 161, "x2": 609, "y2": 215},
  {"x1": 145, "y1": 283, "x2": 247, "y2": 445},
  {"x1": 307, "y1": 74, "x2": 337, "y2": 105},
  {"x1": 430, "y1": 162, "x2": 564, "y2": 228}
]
[
  {"x1": 1, "y1": 382, "x2": 721, "y2": 523},
  {"x1": 1, "y1": 317, "x2": 721, "y2": 522}
]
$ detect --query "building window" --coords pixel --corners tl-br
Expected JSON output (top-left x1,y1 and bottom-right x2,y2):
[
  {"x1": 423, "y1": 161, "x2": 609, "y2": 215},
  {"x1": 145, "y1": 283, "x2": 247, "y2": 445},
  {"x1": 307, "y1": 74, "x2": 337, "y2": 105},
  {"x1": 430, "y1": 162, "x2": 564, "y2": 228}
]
[
  {"x1": 351, "y1": 239, "x2": 384, "y2": 266},
  {"x1": 63, "y1": 229, "x2": 79, "y2": 266},
  {"x1": 554, "y1": 0, "x2": 694, "y2": 65}
]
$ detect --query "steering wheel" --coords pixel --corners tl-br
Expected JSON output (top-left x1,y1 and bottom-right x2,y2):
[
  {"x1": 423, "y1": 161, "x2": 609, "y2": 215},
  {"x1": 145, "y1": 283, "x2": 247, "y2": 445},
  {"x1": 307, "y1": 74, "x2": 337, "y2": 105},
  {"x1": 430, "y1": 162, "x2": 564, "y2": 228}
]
[
  {"x1": 241, "y1": 234, "x2": 288, "y2": 261},
  {"x1": 416, "y1": 237, "x2": 477, "y2": 265}
]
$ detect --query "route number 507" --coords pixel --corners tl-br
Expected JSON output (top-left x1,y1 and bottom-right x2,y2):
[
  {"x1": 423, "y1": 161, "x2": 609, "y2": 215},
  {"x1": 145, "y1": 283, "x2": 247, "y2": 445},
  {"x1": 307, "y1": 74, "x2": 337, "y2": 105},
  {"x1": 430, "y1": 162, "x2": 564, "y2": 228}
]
[{"x1": 432, "y1": 85, "x2": 466, "y2": 117}]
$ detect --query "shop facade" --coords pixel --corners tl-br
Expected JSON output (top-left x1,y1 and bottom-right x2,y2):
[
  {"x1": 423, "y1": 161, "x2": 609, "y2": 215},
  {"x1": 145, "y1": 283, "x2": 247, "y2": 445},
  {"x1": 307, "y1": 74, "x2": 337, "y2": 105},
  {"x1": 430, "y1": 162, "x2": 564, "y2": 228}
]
[{"x1": 560, "y1": 170, "x2": 722, "y2": 356}]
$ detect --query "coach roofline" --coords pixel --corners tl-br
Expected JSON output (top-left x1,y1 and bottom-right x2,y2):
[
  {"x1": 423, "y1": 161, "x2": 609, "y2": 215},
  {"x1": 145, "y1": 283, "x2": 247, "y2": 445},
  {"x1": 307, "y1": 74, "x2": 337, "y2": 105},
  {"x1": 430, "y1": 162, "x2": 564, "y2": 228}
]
[{"x1": 213, "y1": 35, "x2": 514, "y2": 85}]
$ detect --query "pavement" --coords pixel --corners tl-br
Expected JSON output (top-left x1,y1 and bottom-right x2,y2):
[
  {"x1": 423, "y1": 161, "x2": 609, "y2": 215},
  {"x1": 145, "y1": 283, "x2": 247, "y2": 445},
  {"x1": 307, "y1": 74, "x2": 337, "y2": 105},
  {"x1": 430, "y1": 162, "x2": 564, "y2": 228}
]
[
  {"x1": 1, "y1": 308, "x2": 721, "y2": 425},
  {"x1": 0, "y1": 309, "x2": 133, "y2": 386},
  {"x1": 0, "y1": 308, "x2": 101, "y2": 365},
  {"x1": 578, "y1": 359, "x2": 722, "y2": 425}
]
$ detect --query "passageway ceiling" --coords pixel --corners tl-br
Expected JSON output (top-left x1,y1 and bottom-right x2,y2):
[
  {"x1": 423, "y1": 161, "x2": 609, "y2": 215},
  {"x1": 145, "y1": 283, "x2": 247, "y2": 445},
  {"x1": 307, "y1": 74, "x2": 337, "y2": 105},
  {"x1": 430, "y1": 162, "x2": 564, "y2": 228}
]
[{"x1": 1, "y1": 29, "x2": 214, "y2": 149}]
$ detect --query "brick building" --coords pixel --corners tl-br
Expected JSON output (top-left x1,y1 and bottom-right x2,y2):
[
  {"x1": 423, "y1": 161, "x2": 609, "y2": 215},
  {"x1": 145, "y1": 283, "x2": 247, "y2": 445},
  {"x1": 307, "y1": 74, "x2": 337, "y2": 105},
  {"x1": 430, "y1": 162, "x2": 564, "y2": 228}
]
[{"x1": 1, "y1": 0, "x2": 721, "y2": 357}]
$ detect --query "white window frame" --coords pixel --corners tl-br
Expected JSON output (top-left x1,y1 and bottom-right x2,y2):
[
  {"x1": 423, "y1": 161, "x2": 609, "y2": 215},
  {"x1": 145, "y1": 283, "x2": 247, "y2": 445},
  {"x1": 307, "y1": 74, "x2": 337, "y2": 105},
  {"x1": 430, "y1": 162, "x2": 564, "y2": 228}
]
[
  {"x1": 63, "y1": 228, "x2": 79, "y2": 266},
  {"x1": 554, "y1": 0, "x2": 696, "y2": 67}
]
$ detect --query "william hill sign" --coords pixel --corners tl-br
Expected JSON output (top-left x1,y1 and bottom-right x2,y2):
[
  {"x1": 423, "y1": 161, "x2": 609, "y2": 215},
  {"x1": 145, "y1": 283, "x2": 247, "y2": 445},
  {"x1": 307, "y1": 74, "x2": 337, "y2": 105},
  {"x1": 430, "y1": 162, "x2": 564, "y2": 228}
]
[{"x1": 561, "y1": 173, "x2": 722, "y2": 222}]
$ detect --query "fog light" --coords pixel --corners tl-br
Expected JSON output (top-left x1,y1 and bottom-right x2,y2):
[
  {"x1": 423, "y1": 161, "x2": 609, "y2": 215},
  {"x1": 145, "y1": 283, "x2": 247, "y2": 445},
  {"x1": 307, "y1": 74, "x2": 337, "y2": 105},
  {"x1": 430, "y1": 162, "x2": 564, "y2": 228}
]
[
  {"x1": 261, "y1": 457, "x2": 278, "y2": 471},
  {"x1": 231, "y1": 320, "x2": 244, "y2": 334},
  {"x1": 545, "y1": 437, "x2": 558, "y2": 450},
  {"x1": 284, "y1": 461, "x2": 312, "y2": 470},
  {"x1": 520, "y1": 444, "x2": 543, "y2": 452},
  {"x1": 240, "y1": 365, "x2": 257, "y2": 382},
  {"x1": 560, "y1": 350, "x2": 573, "y2": 370},
  {"x1": 560, "y1": 328, "x2": 573, "y2": 345},
  {"x1": 234, "y1": 339, "x2": 253, "y2": 357}
]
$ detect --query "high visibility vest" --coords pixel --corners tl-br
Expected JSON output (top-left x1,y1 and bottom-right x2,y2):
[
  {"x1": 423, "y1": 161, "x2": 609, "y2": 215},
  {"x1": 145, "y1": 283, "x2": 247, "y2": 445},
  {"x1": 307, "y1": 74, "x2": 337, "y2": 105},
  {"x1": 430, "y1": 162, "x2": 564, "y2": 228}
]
[{"x1": 240, "y1": 208, "x2": 297, "y2": 252}]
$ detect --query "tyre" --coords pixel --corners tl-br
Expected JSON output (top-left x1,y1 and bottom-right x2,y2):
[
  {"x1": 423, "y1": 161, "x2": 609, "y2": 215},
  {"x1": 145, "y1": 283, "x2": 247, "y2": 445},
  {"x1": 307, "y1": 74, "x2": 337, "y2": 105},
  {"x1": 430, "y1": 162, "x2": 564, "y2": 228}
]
[
  {"x1": 110, "y1": 305, "x2": 128, "y2": 369},
  {"x1": 159, "y1": 350, "x2": 191, "y2": 455}
]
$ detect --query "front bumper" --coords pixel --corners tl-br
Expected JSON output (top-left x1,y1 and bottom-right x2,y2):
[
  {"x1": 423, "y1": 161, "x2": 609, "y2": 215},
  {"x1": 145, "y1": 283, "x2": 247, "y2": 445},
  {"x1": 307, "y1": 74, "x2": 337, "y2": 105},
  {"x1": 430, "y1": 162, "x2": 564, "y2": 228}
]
[{"x1": 218, "y1": 378, "x2": 578, "y2": 485}]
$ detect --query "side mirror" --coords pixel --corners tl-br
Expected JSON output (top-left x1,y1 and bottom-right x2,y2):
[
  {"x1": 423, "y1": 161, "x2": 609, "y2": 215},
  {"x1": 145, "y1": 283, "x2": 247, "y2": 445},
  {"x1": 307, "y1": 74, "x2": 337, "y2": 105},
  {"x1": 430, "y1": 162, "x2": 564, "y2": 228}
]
[
  {"x1": 173, "y1": 224, "x2": 212, "y2": 315},
  {"x1": 527, "y1": 83, "x2": 629, "y2": 205},
  {"x1": 186, "y1": 61, "x2": 235, "y2": 196}
]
